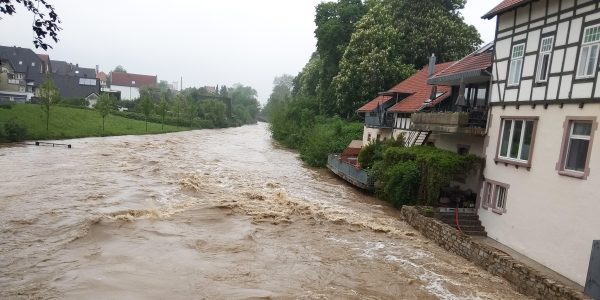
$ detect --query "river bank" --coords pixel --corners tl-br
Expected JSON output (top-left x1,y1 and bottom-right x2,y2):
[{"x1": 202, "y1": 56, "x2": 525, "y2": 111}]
[
  {"x1": 0, "y1": 123, "x2": 528, "y2": 299},
  {"x1": 0, "y1": 104, "x2": 187, "y2": 142}
]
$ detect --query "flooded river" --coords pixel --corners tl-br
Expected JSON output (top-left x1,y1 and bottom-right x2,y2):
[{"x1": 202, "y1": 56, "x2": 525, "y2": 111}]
[{"x1": 0, "y1": 123, "x2": 527, "y2": 299}]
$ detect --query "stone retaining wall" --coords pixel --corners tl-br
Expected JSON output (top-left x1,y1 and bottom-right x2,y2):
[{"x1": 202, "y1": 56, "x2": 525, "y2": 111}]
[{"x1": 400, "y1": 206, "x2": 590, "y2": 300}]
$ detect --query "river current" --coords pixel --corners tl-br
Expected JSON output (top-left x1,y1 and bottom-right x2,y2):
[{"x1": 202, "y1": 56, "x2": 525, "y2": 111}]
[{"x1": 0, "y1": 123, "x2": 527, "y2": 299}]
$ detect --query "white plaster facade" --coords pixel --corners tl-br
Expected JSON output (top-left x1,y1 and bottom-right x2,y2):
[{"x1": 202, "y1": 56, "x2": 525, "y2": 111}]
[
  {"x1": 483, "y1": 0, "x2": 600, "y2": 286},
  {"x1": 362, "y1": 126, "x2": 393, "y2": 145},
  {"x1": 111, "y1": 85, "x2": 140, "y2": 100}
]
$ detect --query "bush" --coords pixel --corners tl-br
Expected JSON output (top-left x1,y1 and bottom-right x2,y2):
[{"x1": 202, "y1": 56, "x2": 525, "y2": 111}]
[
  {"x1": 299, "y1": 117, "x2": 363, "y2": 167},
  {"x1": 4, "y1": 119, "x2": 27, "y2": 142},
  {"x1": 370, "y1": 145, "x2": 480, "y2": 206}
]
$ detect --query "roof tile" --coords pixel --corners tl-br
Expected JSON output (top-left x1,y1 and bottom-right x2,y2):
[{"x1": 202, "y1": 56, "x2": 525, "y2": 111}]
[
  {"x1": 111, "y1": 72, "x2": 157, "y2": 88},
  {"x1": 482, "y1": 0, "x2": 532, "y2": 19}
]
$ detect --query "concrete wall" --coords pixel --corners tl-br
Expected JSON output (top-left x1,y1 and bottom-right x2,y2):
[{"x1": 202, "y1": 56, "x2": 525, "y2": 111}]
[
  {"x1": 481, "y1": 104, "x2": 600, "y2": 286},
  {"x1": 401, "y1": 206, "x2": 589, "y2": 300},
  {"x1": 111, "y1": 85, "x2": 140, "y2": 100}
]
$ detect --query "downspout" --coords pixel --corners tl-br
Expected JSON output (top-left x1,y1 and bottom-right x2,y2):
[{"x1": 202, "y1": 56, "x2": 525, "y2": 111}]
[{"x1": 484, "y1": 70, "x2": 494, "y2": 135}]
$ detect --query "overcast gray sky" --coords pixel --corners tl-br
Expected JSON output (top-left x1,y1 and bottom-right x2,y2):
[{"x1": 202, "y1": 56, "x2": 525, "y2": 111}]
[{"x1": 0, "y1": 0, "x2": 500, "y2": 104}]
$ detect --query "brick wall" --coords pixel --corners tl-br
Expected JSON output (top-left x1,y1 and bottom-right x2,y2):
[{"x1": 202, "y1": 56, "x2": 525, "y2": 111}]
[{"x1": 401, "y1": 206, "x2": 590, "y2": 300}]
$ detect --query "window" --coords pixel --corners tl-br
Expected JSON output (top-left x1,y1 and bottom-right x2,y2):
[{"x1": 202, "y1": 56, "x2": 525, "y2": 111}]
[
  {"x1": 577, "y1": 25, "x2": 600, "y2": 78},
  {"x1": 481, "y1": 180, "x2": 509, "y2": 214},
  {"x1": 537, "y1": 36, "x2": 554, "y2": 82},
  {"x1": 79, "y1": 78, "x2": 97, "y2": 86},
  {"x1": 367, "y1": 133, "x2": 372, "y2": 142},
  {"x1": 494, "y1": 186, "x2": 507, "y2": 212},
  {"x1": 557, "y1": 118, "x2": 596, "y2": 179},
  {"x1": 498, "y1": 118, "x2": 536, "y2": 164},
  {"x1": 508, "y1": 44, "x2": 525, "y2": 86}
]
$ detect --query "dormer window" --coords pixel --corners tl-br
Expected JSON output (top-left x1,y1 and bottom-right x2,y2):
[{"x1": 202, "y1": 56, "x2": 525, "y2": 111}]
[
  {"x1": 576, "y1": 25, "x2": 600, "y2": 79},
  {"x1": 508, "y1": 44, "x2": 525, "y2": 86},
  {"x1": 18, "y1": 61, "x2": 23, "y2": 65},
  {"x1": 536, "y1": 37, "x2": 554, "y2": 83},
  {"x1": 31, "y1": 62, "x2": 35, "y2": 67}
]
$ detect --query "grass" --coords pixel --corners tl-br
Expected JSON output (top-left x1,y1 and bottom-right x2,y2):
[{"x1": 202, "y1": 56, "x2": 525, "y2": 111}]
[{"x1": 0, "y1": 104, "x2": 188, "y2": 141}]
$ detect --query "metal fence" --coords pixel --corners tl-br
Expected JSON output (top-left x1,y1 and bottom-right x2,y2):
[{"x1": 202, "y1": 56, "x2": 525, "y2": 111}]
[
  {"x1": 586, "y1": 240, "x2": 600, "y2": 300},
  {"x1": 327, "y1": 154, "x2": 373, "y2": 190}
]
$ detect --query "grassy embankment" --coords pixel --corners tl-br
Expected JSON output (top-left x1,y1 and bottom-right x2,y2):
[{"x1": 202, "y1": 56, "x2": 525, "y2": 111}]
[{"x1": 0, "y1": 104, "x2": 186, "y2": 141}]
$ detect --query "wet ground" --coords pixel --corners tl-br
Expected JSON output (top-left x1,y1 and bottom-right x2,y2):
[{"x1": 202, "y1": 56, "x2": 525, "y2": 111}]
[{"x1": 0, "y1": 123, "x2": 528, "y2": 299}]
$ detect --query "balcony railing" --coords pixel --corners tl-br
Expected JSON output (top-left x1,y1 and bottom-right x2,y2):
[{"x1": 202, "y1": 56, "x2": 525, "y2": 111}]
[
  {"x1": 365, "y1": 114, "x2": 394, "y2": 128},
  {"x1": 327, "y1": 154, "x2": 373, "y2": 191},
  {"x1": 411, "y1": 109, "x2": 487, "y2": 136}
]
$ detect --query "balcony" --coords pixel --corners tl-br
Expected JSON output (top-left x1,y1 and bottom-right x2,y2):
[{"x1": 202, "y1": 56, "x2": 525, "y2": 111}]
[
  {"x1": 327, "y1": 154, "x2": 373, "y2": 191},
  {"x1": 411, "y1": 110, "x2": 487, "y2": 136},
  {"x1": 365, "y1": 114, "x2": 394, "y2": 128}
]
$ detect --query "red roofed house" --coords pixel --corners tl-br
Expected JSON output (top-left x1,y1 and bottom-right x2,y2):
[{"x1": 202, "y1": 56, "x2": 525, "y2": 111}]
[
  {"x1": 110, "y1": 71, "x2": 157, "y2": 100},
  {"x1": 356, "y1": 56, "x2": 455, "y2": 147}
]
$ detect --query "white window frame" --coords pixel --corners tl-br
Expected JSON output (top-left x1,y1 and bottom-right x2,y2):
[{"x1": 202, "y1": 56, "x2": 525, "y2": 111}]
[
  {"x1": 508, "y1": 43, "x2": 525, "y2": 86},
  {"x1": 576, "y1": 24, "x2": 600, "y2": 79},
  {"x1": 480, "y1": 180, "x2": 509, "y2": 214},
  {"x1": 564, "y1": 121, "x2": 592, "y2": 173},
  {"x1": 493, "y1": 185, "x2": 507, "y2": 212},
  {"x1": 498, "y1": 119, "x2": 536, "y2": 164},
  {"x1": 536, "y1": 36, "x2": 554, "y2": 83}
]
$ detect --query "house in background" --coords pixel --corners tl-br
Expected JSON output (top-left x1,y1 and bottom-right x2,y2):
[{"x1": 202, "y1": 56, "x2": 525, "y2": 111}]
[
  {"x1": 110, "y1": 72, "x2": 157, "y2": 100},
  {"x1": 50, "y1": 60, "x2": 96, "y2": 78},
  {"x1": 480, "y1": 0, "x2": 600, "y2": 286},
  {"x1": 0, "y1": 46, "x2": 44, "y2": 102},
  {"x1": 356, "y1": 59, "x2": 454, "y2": 147},
  {"x1": 51, "y1": 74, "x2": 100, "y2": 107}
]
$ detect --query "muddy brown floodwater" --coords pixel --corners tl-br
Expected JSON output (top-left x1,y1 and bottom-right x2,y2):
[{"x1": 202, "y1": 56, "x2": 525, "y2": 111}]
[{"x1": 0, "y1": 123, "x2": 528, "y2": 299}]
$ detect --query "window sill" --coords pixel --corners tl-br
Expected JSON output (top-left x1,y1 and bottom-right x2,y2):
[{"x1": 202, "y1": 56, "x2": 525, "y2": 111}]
[
  {"x1": 494, "y1": 158, "x2": 531, "y2": 169},
  {"x1": 492, "y1": 208, "x2": 506, "y2": 215},
  {"x1": 558, "y1": 170, "x2": 587, "y2": 179}
]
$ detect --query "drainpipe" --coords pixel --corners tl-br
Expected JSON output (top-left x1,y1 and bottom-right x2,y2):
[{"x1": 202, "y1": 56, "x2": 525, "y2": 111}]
[{"x1": 428, "y1": 54, "x2": 438, "y2": 102}]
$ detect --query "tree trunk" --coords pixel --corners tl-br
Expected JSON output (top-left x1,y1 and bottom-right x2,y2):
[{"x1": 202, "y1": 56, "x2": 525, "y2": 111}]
[
  {"x1": 145, "y1": 116, "x2": 148, "y2": 132},
  {"x1": 102, "y1": 116, "x2": 105, "y2": 132}
]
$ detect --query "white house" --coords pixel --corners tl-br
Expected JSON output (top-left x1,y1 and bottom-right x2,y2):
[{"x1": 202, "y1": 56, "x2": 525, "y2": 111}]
[
  {"x1": 480, "y1": 0, "x2": 600, "y2": 286},
  {"x1": 110, "y1": 72, "x2": 157, "y2": 100}
]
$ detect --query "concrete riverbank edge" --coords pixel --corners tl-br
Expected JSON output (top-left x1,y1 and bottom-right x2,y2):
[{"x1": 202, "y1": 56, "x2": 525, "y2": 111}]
[{"x1": 400, "y1": 206, "x2": 590, "y2": 300}]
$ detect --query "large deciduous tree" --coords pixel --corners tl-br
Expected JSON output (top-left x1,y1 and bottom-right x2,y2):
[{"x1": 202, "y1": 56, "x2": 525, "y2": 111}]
[
  {"x1": 332, "y1": 0, "x2": 481, "y2": 118},
  {"x1": 139, "y1": 95, "x2": 154, "y2": 132},
  {"x1": 0, "y1": 0, "x2": 61, "y2": 49}
]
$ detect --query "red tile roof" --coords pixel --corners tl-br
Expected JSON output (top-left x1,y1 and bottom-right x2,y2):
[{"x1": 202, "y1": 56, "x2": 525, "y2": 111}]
[
  {"x1": 387, "y1": 62, "x2": 455, "y2": 113},
  {"x1": 37, "y1": 54, "x2": 49, "y2": 65},
  {"x1": 482, "y1": 0, "x2": 532, "y2": 19},
  {"x1": 357, "y1": 95, "x2": 393, "y2": 113},
  {"x1": 96, "y1": 71, "x2": 108, "y2": 81},
  {"x1": 111, "y1": 72, "x2": 157, "y2": 88},
  {"x1": 433, "y1": 51, "x2": 492, "y2": 78}
]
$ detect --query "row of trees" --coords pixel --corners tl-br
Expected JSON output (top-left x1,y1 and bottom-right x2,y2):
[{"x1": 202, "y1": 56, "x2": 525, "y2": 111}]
[
  {"x1": 33, "y1": 73, "x2": 259, "y2": 134},
  {"x1": 265, "y1": 0, "x2": 482, "y2": 166}
]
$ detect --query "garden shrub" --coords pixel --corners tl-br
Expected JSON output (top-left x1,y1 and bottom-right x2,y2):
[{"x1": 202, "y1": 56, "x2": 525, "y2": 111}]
[{"x1": 4, "y1": 119, "x2": 27, "y2": 142}]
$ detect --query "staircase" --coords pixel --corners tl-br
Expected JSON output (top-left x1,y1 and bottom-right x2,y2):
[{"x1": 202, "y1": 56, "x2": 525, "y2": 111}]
[
  {"x1": 404, "y1": 130, "x2": 431, "y2": 147},
  {"x1": 436, "y1": 211, "x2": 487, "y2": 236}
]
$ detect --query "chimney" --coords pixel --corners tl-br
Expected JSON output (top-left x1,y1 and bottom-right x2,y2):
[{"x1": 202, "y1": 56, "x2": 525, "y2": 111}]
[
  {"x1": 428, "y1": 53, "x2": 437, "y2": 101},
  {"x1": 96, "y1": 65, "x2": 99, "y2": 74},
  {"x1": 428, "y1": 53, "x2": 436, "y2": 78}
]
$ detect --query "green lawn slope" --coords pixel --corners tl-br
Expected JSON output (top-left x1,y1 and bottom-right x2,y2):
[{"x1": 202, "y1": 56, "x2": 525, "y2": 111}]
[{"x1": 0, "y1": 104, "x2": 187, "y2": 141}]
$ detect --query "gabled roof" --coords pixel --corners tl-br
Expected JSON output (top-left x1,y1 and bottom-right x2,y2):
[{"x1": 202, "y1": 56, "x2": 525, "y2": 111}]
[
  {"x1": 357, "y1": 95, "x2": 393, "y2": 113},
  {"x1": 111, "y1": 72, "x2": 157, "y2": 88},
  {"x1": 0, "y1": 45, "x2": 44, "y2": 86},
  {"x1": 96, "y1": 71, "x2": 108, "y2": 82},
  {"x1": 50, "y1": 60, "x2": 96, "y2": 78},
  {"x1": 428, "y1": 43, "x2": 493, "y2": 85},
  {"x1": 51, "y1": 74, "x2": 100, "y2": 99},
  {"x1": 387, "y1": 62, "x2": 454, "y2": 113},
  {"x1": 482, "y1": 0, "x2": 532, "y2": 19}
]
